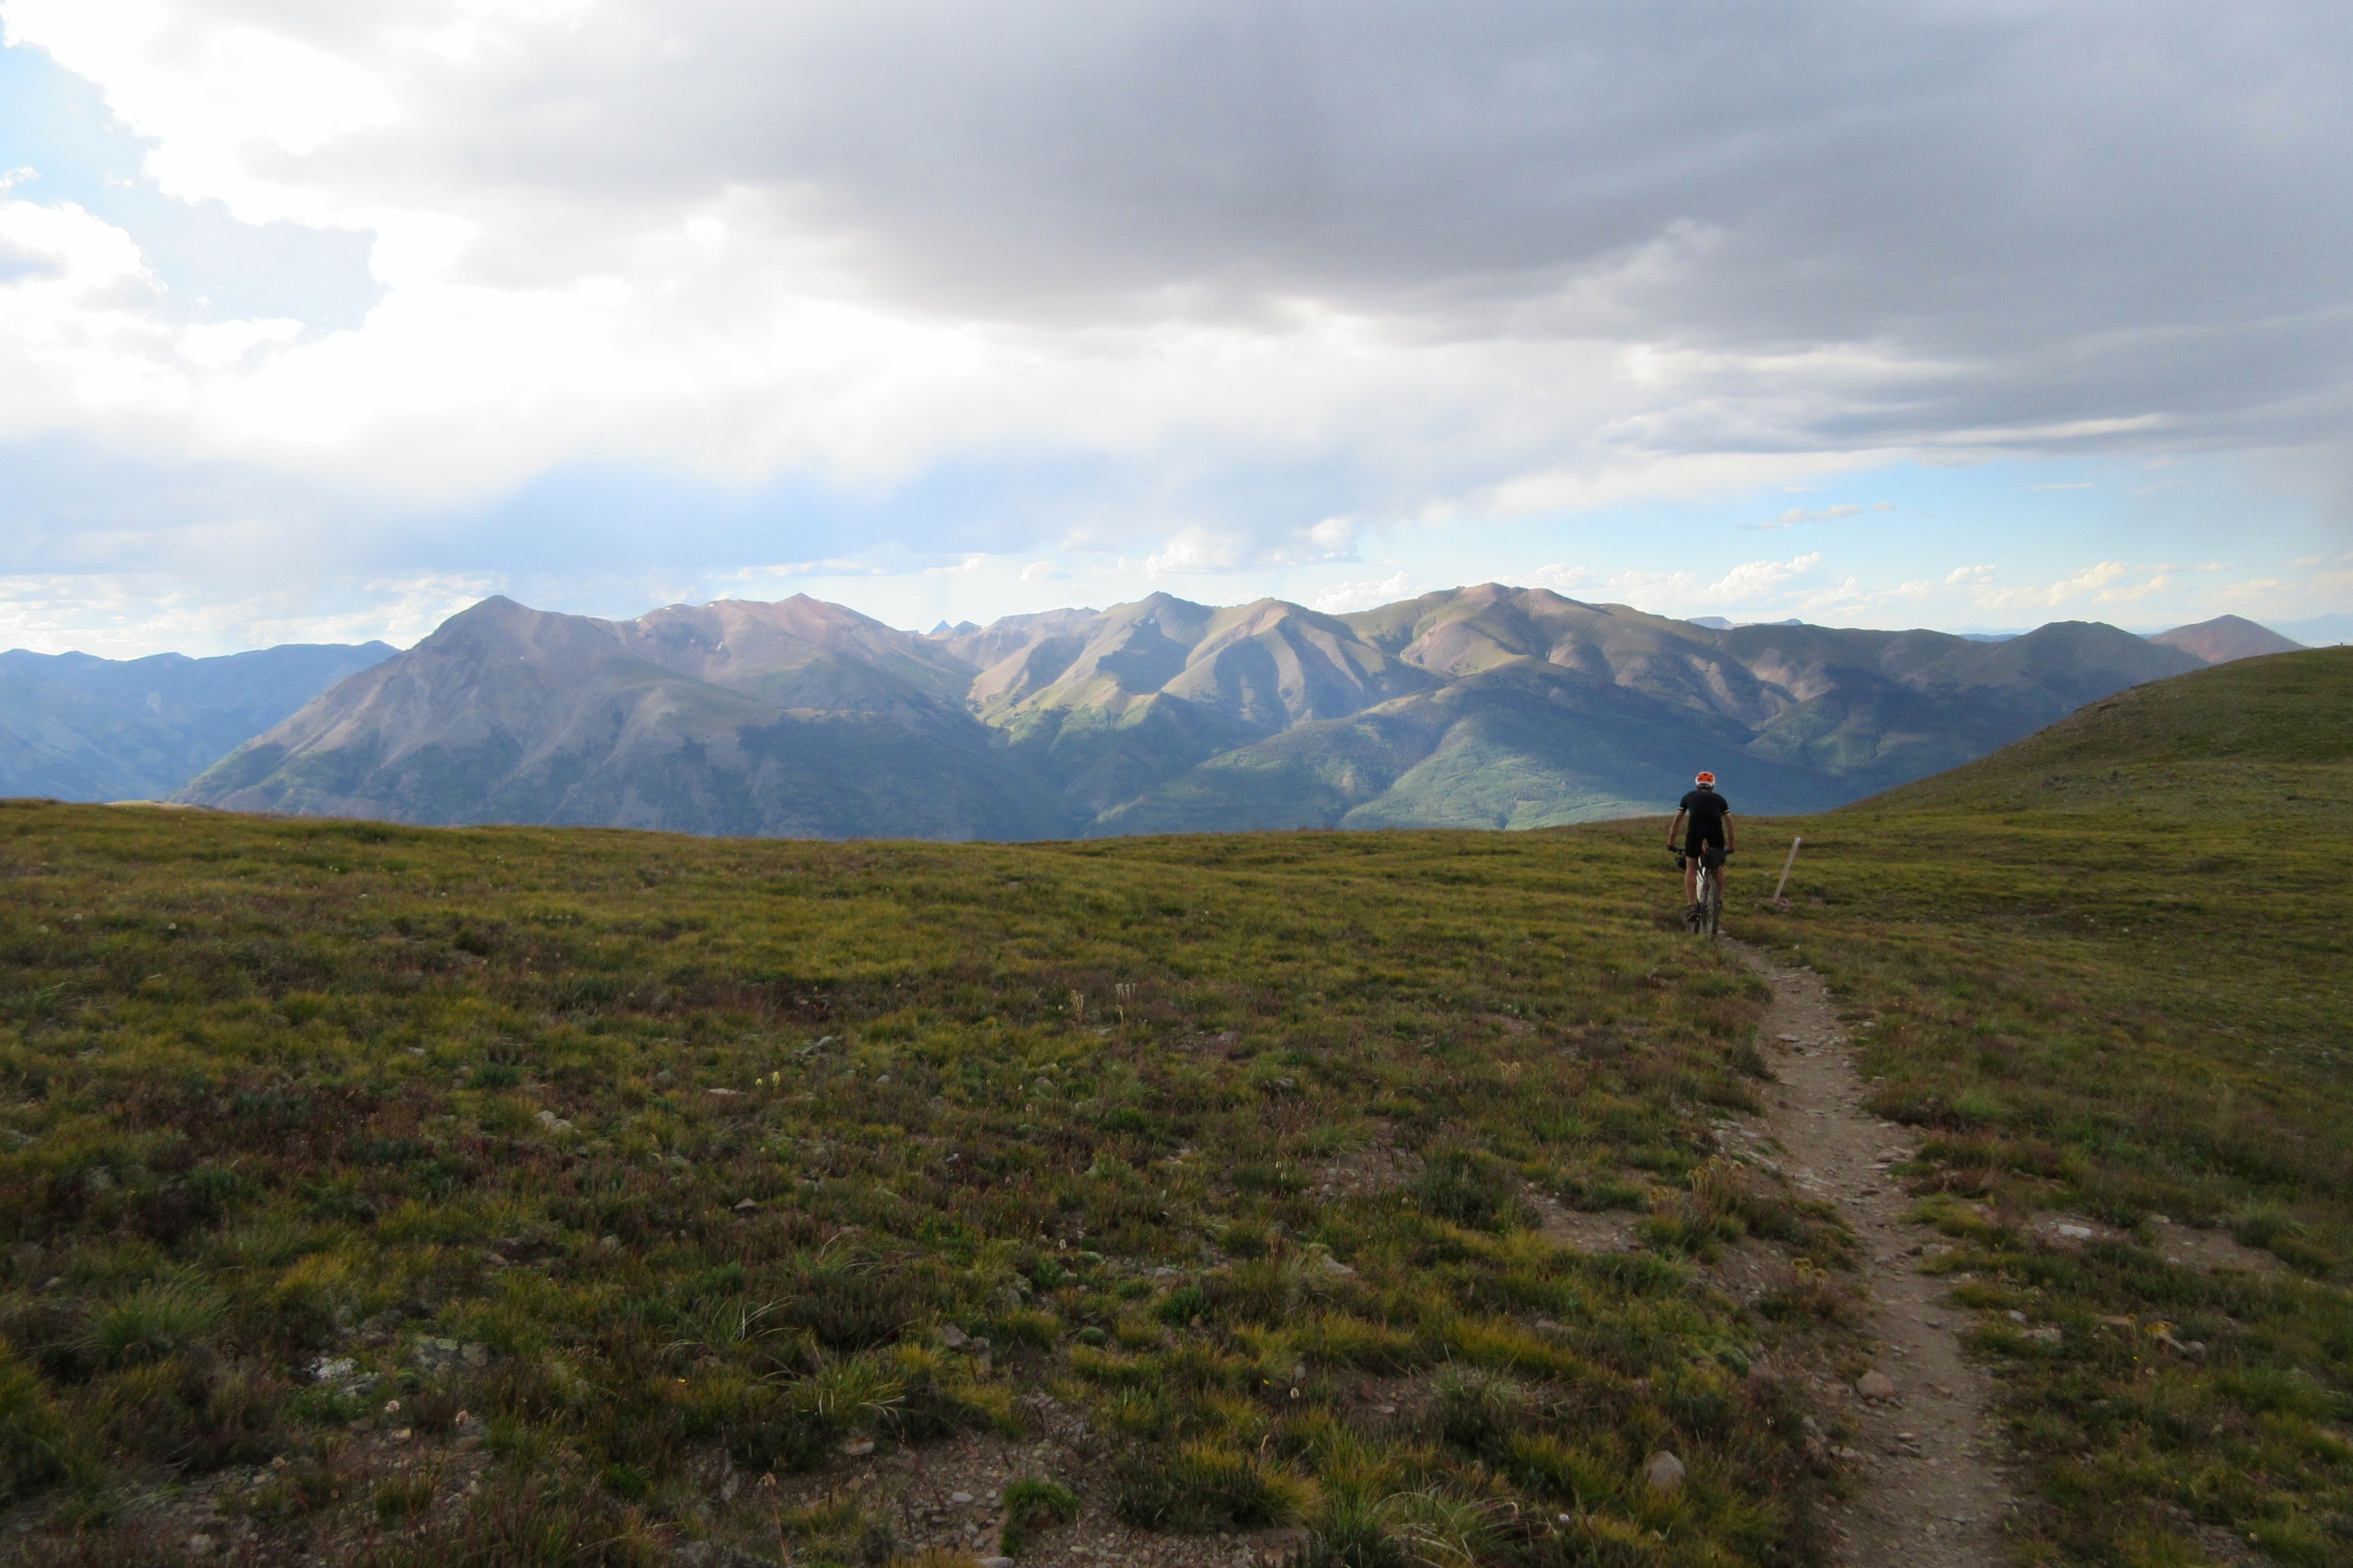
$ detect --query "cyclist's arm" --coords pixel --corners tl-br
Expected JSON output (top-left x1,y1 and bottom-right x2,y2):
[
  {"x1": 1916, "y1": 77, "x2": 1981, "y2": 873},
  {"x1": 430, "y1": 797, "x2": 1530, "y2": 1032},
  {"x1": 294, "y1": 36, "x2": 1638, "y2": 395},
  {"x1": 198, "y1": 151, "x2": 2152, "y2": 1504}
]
[
  {"x1": 1724, "y1": 812, "x2": 1737, "y2": 854},
  {"x1": 1667, "y1": 808, "x2": 1687, "y2": 847}
]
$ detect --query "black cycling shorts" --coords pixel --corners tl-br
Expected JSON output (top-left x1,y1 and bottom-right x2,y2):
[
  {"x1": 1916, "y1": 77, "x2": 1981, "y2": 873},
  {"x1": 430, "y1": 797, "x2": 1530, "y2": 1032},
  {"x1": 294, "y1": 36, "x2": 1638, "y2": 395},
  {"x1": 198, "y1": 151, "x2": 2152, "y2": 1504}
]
[{"x1": 1683, "y1": 830, "x2": 1725, "y2": 867}]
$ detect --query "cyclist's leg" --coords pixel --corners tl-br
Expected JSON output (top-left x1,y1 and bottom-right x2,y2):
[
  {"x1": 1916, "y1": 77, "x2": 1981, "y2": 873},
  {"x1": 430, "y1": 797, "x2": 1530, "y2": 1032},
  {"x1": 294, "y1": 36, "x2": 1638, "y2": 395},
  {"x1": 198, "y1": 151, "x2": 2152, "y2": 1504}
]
[{"x1": 1687, "y1": 833, "x2": 1719, "y2": 905}]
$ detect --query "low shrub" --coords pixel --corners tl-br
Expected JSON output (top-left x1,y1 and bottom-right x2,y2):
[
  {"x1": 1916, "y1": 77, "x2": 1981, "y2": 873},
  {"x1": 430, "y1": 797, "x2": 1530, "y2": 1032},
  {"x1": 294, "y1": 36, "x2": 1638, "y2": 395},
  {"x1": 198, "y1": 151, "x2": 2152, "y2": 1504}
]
[
  {"x1": 0, "y1": 1338, "x2": 65, "y2": 1501},
  {"x1": 998, "y1": 1476, "x2": 1080, "y2": 1555},
  {"x1": 1113, "y1": 1438, "x2": 1317, "y2": 1531}
]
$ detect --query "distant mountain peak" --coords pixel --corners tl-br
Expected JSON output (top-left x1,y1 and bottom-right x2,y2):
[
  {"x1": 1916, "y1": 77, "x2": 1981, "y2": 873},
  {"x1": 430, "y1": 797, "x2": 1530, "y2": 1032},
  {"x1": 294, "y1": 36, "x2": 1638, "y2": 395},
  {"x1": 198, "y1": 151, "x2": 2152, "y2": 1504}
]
[
  {"x1": 156, "y1": 584, "x2": 2213, "y2": 841},
  {"x1": 2148, "y1": 614, "x2": 2302, "y2": 665}
]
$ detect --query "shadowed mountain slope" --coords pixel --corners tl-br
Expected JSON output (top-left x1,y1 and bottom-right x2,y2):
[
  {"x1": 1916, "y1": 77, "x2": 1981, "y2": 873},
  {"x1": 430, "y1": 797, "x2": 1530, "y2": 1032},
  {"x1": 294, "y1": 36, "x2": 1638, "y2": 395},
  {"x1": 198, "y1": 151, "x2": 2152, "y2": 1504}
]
[
  {"x1": 1096, "y1": 591, "x2": 2200, "y2": 833},
  {"x1": 179, "y1": 584, "x2": 2223, "y2": 839},
  {"x1": 0, "y1": 641, "x2": 395, "y2": 802},
  {"x1": 1734, "y1": 618, "x2": 2208, "y2": 796},
  {"x1": 938, "y1": 593, "x2": 1437, "y2": 812},
  {"x1": 186, "y1": 597, "x2": 1075, "y2": 840},
  {"x1": 1860, "y1": 645, "x2": 2353, "y2": 814},
  {"x1": 1095, "y1": 660, "x2": 1846, "y2": 836}
]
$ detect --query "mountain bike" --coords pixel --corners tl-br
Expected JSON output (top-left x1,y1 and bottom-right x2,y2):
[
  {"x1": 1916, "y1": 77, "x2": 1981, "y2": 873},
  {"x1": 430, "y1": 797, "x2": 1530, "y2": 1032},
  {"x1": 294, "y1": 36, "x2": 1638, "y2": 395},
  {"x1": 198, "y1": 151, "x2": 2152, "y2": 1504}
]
[{"x1": 1675, "y1": 849, "x2": 1725, "y2": 938}]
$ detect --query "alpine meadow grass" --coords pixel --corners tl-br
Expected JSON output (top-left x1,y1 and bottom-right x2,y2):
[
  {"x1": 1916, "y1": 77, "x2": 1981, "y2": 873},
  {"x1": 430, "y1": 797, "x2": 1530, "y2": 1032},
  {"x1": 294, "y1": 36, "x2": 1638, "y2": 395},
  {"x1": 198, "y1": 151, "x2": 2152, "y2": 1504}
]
[
  {"x1": 0, "y1": 802, "x2": 1824, "y2": 1566},
  {"x1": 3, "y1": 646, "x2": 2345, "y2": 1567}
]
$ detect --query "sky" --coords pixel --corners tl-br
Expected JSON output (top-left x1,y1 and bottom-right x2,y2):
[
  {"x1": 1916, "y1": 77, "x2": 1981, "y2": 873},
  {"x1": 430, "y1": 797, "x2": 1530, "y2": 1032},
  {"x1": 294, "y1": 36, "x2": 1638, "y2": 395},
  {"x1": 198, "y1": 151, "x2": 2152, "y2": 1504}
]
[{"x1": 1, "y1": 0, "x2": 2348, "y2": 658}]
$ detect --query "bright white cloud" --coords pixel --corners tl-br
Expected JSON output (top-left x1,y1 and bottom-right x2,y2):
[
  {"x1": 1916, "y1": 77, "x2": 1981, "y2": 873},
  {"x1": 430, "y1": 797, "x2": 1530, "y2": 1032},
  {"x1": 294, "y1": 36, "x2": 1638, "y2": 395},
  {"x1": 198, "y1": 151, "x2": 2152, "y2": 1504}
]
[
  {"x1": 1710, "y1": 552, "x2": 1824, "y2": 601},
  {"x1": 1307, "y1": 517, "x2": 1357, "y2": 554},
  {"x1": 1977, "y1": 559, "x2": 2130, "y2": 610},
  {"x1": 1144, "y1": 528, "x2": 1241, "y2": 576},
  {"x1": 1310, "y1": 570, "x2": 1417, "y2": 615},
  {"x1": 1594, "y1": 552, "x2": 1828, "y2": 616},
  {"x1": 0, "y1": 568, "x2": 500, "y2": 655},
  {"x1": 1522, "y1": 562, "x2": 1599, "y2": 594},
  {"x1": 0, "y1": 0, "x2": 2345, "y2": 653}
]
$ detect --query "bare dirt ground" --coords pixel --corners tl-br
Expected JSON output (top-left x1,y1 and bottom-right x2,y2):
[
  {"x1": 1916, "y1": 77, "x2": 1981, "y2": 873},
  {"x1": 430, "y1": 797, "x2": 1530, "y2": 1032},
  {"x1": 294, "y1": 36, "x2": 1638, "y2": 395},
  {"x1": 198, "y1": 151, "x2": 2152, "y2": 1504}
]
[{"x1": 1729, "y1": 941, "x2": 2017, "y2": 1568}]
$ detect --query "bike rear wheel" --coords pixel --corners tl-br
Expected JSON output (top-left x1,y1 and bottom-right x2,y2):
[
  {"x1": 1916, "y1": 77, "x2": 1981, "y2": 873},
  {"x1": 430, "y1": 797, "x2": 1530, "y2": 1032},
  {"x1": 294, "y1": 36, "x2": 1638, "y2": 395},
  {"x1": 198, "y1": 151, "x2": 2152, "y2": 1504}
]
[{"x1": 1689, "y1": 867, "x2": 1721, "y2": 936}]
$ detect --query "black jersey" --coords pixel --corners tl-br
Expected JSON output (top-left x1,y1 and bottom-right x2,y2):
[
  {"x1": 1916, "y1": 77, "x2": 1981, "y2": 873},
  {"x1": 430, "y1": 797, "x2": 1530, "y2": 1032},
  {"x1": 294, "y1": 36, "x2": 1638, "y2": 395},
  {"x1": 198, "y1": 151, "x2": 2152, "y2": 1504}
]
[{"x1": 1679, "y1": 789, "x2": 1730, "y2": 840}]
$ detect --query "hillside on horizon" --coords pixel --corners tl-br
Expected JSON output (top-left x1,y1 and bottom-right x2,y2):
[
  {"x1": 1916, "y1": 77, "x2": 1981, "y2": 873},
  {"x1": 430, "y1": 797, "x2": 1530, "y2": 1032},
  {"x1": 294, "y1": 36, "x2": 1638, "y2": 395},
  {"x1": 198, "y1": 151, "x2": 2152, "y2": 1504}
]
[
  {"x1": 1860, "y1": 642, "x2": 2352, "y2": 815},
  {"x1": 175, "y1": 584, "x2": 2216, "y2": 837},
  {"x1": 0, "y1": 641, "x2": 397, "y2": 804},
  {"x1": 2145, "y1": 612, "x2": 2306, "y2": 666}
]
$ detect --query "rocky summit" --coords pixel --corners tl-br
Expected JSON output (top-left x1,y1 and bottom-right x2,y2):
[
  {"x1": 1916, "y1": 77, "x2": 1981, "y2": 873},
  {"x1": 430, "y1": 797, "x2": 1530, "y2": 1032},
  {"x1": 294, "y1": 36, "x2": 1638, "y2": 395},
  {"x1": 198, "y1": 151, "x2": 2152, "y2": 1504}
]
[{"x1": 177, "y1": 584, "x2": 2211, "y2": 838}]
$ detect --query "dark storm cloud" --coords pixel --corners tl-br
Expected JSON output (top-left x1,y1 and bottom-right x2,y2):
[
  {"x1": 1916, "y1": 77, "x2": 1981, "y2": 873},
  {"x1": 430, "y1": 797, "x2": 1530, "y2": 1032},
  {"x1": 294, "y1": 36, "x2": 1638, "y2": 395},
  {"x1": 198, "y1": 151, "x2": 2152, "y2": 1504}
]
[{"x1": 292, "y1": 0, "x2": 2351, "y2": 460}]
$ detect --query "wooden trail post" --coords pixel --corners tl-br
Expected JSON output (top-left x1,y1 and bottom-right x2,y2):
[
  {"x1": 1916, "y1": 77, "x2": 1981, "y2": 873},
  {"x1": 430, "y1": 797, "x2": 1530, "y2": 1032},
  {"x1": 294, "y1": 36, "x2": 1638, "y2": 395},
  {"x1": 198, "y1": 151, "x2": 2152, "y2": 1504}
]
[{"x1": 1772, "y1": 836, "x2": 1803, "y2": 905}]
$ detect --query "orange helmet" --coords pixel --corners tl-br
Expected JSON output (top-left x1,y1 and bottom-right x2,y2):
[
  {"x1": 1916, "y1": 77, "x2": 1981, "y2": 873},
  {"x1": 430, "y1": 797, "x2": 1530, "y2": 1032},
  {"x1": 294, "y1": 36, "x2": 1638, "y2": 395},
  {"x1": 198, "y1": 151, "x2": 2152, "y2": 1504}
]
[{"x1": 1694, "y1": 771, "x2": 1717, "y2": 786}]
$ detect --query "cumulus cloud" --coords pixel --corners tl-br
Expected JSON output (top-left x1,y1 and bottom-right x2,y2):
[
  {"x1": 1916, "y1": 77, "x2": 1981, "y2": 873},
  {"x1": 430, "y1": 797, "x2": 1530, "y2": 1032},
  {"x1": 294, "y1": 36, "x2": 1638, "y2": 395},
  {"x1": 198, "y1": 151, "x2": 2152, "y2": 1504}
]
[
  {"x1": 1971, "y1": 559, "x2": 2202, "y2": 611},
  {"x1": 1144, "y1": 514, "x2": 1365, "y2": 576},
  {"x1": 1709, "y1": 552, "x2": 1824, "y2": 601},
  {"x1": 1311, "y1": 570, "x2": 1417, "y2": 614},
  {"x1": 1522, "y1": 562, "x2": 1599, "y2": 594},
  {"x1": 1144, "y1": 528, "x2": 1241, "y2": 576},
  {"x1": 1595, "y1": 552, "x2": 1828, "y2": 616}
]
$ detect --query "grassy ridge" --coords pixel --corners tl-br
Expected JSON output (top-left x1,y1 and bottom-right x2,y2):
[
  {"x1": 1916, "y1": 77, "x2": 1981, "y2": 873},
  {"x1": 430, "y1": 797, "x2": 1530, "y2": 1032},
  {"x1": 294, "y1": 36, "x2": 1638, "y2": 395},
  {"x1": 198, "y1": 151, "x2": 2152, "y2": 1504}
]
[
  {"x1": 1740, "y1": 648, "x2": 2353, "y2": 1565},
  {"x1": 0, "y1": 804, "x2": 1835, "y2": 1566}
]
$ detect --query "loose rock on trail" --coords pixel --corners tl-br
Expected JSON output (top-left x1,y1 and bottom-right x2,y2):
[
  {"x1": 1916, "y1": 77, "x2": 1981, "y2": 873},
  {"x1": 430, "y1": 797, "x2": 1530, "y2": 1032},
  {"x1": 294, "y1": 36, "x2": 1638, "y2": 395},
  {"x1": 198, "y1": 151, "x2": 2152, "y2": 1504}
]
[{"x1": 1731, "y1": 941, "x2": 2015, "y2": 1568}]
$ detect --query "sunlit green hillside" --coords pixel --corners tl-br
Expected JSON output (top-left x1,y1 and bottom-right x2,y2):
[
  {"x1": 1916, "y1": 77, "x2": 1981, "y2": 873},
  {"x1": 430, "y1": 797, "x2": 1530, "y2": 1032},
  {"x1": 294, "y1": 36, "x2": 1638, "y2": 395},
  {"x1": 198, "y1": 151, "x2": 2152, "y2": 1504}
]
[{"x1": 1742, "y1": 647, "x2": 2353, "y2": 1565}]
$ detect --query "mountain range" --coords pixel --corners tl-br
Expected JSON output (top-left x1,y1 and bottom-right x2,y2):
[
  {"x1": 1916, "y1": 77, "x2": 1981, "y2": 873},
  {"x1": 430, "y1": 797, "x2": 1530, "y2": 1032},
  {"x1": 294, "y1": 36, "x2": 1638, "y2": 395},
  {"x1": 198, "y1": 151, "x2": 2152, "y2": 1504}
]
[
  {"x1": 153, "y1": 585, "x2": 2246, "y2": 838},
  {"x1": 0, "y1": 594, "x2": 2306, "y2": 838},
  {"x1": 0, "y1": 642, "x2": 395, "y2": 803}
]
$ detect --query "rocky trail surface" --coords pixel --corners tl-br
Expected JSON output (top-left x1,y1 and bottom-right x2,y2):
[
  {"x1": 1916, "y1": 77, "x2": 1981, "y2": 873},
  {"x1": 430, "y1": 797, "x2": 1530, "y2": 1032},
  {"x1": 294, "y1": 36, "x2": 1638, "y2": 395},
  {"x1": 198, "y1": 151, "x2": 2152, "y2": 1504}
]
[{"x1": 1732, "y1": 941, "x2": 2015, "y2": 1568}]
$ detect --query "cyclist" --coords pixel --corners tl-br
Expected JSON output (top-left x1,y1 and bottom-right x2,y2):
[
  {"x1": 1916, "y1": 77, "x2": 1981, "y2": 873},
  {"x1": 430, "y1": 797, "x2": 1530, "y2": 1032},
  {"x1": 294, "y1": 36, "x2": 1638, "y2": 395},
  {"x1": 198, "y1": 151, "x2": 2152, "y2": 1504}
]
[{"x1": 1667, "y1": 771, "x2": 1736, "y2": 924}]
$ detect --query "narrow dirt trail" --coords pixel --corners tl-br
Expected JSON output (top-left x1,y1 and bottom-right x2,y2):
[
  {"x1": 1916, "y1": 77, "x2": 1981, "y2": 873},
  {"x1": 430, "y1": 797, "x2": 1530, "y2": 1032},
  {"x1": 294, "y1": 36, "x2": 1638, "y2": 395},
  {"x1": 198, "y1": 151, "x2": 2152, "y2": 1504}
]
[{"x1": 1730, "y1": 941, "x2": 2015, "y2": 1568}]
